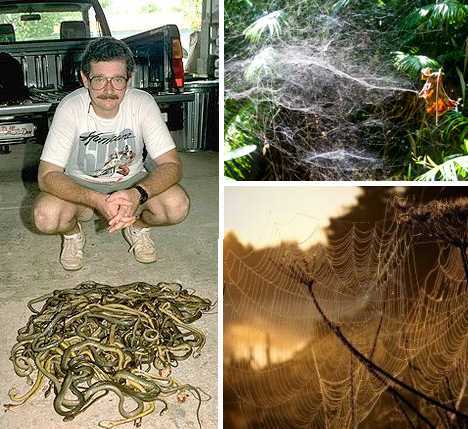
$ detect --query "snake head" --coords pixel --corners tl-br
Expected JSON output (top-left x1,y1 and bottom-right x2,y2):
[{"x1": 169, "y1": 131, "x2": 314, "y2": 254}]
[
  {"x1": 177, "y1": 391, "x2": 190, "y2": 403},
  {"x1": 4, "y1": 403, "x2": 16, "y2": 411}
]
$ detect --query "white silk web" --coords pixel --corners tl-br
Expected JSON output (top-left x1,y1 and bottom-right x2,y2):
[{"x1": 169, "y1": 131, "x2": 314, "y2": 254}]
[{"x1": 225, "y1": 5, "x2": 421, "y2": 180}]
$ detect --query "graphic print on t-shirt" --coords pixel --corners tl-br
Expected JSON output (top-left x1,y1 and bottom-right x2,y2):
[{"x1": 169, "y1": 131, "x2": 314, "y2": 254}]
[{"x1": 76, "y1": 128, "x2": 137, "y2": 180}]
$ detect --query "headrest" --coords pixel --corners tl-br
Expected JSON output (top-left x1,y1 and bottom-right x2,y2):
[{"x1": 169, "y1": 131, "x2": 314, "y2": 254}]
[
  {"x1": 0, "y1": 52, "x2": 29, "y2": 102},
  {"x1": 0, "y1": 23, "x2": 15, "y2": 43},
  {"x1": 60, "y1": 21, "x2": 87, "y2": 40}
]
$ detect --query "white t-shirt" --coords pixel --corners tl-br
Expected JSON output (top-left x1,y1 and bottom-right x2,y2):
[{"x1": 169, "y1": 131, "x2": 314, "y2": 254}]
[{"x1": 40, "y1": 87, "x2": 175, "y2": 184}]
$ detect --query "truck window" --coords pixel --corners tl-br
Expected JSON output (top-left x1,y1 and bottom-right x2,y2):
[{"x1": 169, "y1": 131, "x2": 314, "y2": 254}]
[
  {"x1": 0, "y1": 2, "x2": 104, "y2": 42},
  {"x1": 104, "y1": 1, "x2": 202, "y2": 54}
]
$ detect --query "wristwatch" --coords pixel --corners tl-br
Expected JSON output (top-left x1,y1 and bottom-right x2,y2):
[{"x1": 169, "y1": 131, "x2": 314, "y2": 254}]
[{"x1": 133, "y1": 185, "x2": 149, "y2": 205}]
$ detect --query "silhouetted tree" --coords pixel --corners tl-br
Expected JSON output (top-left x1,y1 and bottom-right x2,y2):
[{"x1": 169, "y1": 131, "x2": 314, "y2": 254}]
[{"x1": 395, "y1": 196, "x2": 468, "y2": 284}]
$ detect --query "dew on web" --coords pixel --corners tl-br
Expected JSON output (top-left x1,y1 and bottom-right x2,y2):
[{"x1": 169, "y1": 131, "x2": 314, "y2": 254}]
[{"x1": 224, "y1": 194, "x2": 468, "y2": 427}]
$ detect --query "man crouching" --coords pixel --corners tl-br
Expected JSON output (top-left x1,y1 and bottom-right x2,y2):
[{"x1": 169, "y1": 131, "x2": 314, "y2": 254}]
[{"x1": 33, "y1": 37, "x2": 189, "y2": 270}]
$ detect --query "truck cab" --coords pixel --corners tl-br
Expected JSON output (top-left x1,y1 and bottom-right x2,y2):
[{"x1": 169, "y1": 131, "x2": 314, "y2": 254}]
[{"x1": 0, "y1": 0, "x2": 197, "y2": 152}]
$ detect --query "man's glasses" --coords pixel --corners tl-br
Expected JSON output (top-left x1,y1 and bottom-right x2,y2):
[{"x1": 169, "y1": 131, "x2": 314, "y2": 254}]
[{"x1": 89, "y1": 76, "x2": 128, "y2": 90}]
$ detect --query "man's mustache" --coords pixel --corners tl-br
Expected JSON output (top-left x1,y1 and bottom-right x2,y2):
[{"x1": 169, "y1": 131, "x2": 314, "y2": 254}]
[{"x1": 97, "y1": 94, "x2": 119, "y2": 100}]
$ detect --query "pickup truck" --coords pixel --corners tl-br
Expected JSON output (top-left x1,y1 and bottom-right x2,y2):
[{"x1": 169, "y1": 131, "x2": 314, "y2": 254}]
[{"x1": 0, "y1": 0, "x2": 194, "y2": 152}]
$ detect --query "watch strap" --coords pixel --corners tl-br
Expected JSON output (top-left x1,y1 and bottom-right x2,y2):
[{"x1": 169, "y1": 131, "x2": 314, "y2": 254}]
[{"x1": 133, "y1": 185, "x2": 149, "y2": 205}]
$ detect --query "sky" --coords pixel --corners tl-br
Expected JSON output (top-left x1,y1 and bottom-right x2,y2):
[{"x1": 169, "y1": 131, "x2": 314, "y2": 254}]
[
  {"x1": 224, "y1": 186, "x2": 364, "y2": 367},
  {"x1": 224, "y1": 186, "x2": 363, "y2": 249}
]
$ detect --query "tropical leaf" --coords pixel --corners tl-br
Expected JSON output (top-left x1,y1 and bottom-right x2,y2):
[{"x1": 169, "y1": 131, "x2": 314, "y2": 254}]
[
  {"x1": 224, "y1": 100, "x2": 260, "y2": 180},
  {"x1": 243, "y1": 10, "x2": 285, "y2": 44},
  {"x1": 393, "y1": 51, "x2": 441, "y2": 79},
  {"x1": 225, "y1": 145, "x2": 257, "y2": 161},
  {"x1": 404, "y1": 0, "x2": 468, "y2": 30},
  {"x1": 439, "y1": 110, "x2": 468, "y2": 143},
  {"x1": 416, "y1": 155, "x2": 468, "y2": 181}
]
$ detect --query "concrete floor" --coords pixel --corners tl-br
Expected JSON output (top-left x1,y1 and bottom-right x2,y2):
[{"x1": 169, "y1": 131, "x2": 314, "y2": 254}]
[{"x1": 0, "y1": 143, "x2": 218, "y2": 429}]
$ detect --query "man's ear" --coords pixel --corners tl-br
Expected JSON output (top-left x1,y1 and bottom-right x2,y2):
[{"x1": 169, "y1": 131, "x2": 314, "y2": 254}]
[{"x1": 80, "y1": 71, "x2": 89, "y2": 88}]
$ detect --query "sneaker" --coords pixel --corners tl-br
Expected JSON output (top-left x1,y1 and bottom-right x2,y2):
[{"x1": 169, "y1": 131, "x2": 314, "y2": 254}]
[
  {"x1": 123, "y1": 225, "x2": 157, "y2": 264},
  {"x1": 60, "y1": 223, "x2": 85, "y2": 271}
]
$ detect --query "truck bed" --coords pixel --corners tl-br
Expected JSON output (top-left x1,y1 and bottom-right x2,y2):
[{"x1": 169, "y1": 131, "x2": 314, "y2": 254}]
[
  {"x1": 1, "y1": 40, "x2": 89, "y2": 90},
  {"x1": 0, "y1": 87, "x2": 194, "y2": 115},
  {"x1": 0, "y1": 23, "x2": 194, "y2": 146}
]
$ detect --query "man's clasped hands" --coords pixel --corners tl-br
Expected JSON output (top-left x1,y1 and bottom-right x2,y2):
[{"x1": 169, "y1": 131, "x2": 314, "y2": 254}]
[{"x1": 97, "y1": 188, "x2": 141, "y2": 233}]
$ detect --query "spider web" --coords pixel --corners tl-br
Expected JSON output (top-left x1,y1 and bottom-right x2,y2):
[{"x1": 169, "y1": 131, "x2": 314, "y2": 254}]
[
  {"x1": 224, "y1": 199, "x2": 468, "y2": 428},
  {"x1": 225, "y1": 4, "x2": 421, "y2": 180}
]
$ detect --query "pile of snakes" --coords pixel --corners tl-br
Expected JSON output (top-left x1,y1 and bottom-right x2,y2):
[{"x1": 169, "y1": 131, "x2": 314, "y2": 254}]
[{"x1": 5, "y1": 281, "x2": 213, "y2": 428}]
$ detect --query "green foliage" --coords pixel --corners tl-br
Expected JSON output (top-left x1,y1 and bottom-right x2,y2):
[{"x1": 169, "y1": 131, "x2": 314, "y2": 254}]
[
  {"x1": 392, "y1": 1, "x2": 468, "y2": 180},
  {"x1": 416, "y1": 153, "x2": 468, "y2": 180},
  {"x1": 440, "y1": 110, "x2": 468, "y2": 142},
  {"x1": 397, "y1": 1, "x2": 468, "y2": 77},
  {"x1": 225, "y1": 145, "x2": 258, "y2": 161},
  {"x1": 409, "y1": 111, "x2": 468, "y2": 180},
  {"x1": 225, "y1": 0, "x2": 268, "y2": 58},
  {"x1": 225, "y1": 0, "x2": 294, "y2": 180},
  {"x1": 224, "y1": 100, "x2": 261, "y2": 180},
  {"x1": 226, "y1": 0, "x2": 468, "y2": 180},
  {"x1": 0, "y1": 12, "x2": 81, "y2": 41},
  {"x1": 332, "y1": 0, "x2": 387, "y2": 13},
  {"x1": 403, "y1": 0, "x2": 468, "y2": 30},
  {"x1": 392, "y1": 51, "x2": 441, "y2": 79}
]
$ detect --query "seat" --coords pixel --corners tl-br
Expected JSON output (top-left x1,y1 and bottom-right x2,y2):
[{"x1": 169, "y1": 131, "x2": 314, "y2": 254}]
[
  {"x1": 60, "y1": 21, "x2": 87, "y2": 40},
  {"x1": 0, "y1": 23, "x2": 15, "y2": 43}
]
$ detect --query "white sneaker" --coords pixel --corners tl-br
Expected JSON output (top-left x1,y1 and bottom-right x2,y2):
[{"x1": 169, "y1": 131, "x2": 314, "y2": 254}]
[
  {"x1": 123, "y1": 225, "x2": 157, "y2": 264},
  {"x1": 60, "y1": 223, "x2": 85, "y2": 271}
]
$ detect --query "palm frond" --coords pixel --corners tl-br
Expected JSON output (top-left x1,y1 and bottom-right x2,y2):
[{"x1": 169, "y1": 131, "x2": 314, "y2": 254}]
[
  {"x1": 416, "y1": 154, "x2": 468, "y2": 181},
  {"x1": 243, "y1": 10, "x2": 285, "y2": 44},
  {"x1": 404, "y1": 1, "x2": 468, "y2": 30},
  {"x1": 393, "y1": 51, "x2": 441, "y2": 79},
  {"x1": 439, "y1": 111, "x2": 468, "y2": 143}
]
